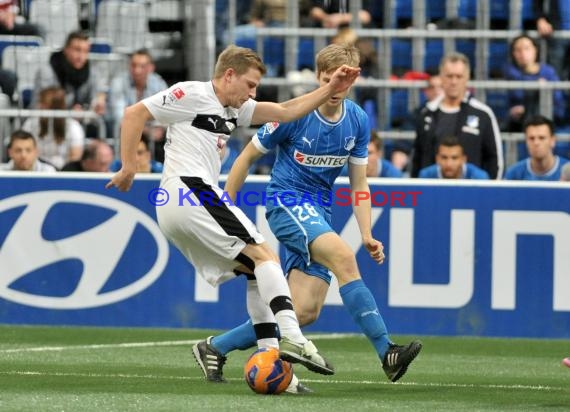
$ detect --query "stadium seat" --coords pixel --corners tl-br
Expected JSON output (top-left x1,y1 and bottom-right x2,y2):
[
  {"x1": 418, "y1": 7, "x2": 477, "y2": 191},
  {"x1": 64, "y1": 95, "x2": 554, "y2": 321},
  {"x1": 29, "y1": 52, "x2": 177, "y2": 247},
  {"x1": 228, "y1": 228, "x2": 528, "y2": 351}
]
[
  {"x1": 90, "y1": 38, "x2": 112, "y2": 54},
  {"x1": 29, "y1": 0, "x2": 79, "y2": 49},
  {"x1": 2, "y1": 45, "x2": 51, "y2": 107},
  {"x1": 391, "y1": 39, "x2": 412, "y2": 71},
  {"x1": 96, "y1": 0, "x2": 149, "y2": 53},
  {"x1": 297, "y1": 38, "x2": 315, "y2": 70},
  {"x1": 458, "y1": 0, "x2": 509, "y2": 20},
  {"x1": 0, "y1": 35, "x2": 43, "y2": 63},
  {"x1": 488, "y1": 41, "x2": 509, "y2": 76}
]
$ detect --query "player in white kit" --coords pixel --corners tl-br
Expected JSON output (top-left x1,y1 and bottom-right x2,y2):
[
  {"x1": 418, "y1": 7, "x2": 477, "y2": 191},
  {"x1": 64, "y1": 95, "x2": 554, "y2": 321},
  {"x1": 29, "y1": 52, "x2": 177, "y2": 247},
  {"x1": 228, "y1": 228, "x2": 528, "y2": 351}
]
[{"x1": 106, "y1": 45, "x2": 360, "y2": 378}]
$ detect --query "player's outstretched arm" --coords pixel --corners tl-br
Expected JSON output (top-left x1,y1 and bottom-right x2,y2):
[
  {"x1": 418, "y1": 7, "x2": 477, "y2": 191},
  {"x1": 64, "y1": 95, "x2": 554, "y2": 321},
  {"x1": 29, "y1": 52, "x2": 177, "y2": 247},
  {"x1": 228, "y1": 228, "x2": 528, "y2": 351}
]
[
  {"x1": 349, "y1": 163, "x2": 385, "y2": 264},
  {"x1": 105, "y1": 102, "x2": 154, "y2": 192},
  {"x1": 251, "y1": 65, "x2": 360, "y2": 125},
  {"x1": 225, "y1": 142, "x2": 264, "y2": 202}
]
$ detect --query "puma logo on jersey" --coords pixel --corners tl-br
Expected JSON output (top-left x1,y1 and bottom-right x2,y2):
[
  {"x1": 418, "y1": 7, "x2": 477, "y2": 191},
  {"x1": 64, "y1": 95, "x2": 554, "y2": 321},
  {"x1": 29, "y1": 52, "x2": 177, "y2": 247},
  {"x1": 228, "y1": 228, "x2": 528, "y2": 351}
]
[
  {"x1": 208, "y1": 117, "x2": 218, "y2": 128},
  {"x1": 302, "y1": 136, "x2": 314, "y2": 148}
]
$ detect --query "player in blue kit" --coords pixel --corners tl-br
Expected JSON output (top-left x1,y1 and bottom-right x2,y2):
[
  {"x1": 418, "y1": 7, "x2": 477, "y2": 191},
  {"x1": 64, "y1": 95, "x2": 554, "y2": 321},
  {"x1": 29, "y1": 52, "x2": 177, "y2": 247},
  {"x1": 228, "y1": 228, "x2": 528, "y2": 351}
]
[
  {"x1": 193, "y1": 43, "x2": 422, "y2": 392},
  {"x1": 504, "y1": 115, "x2": 570, "y2": 181}
]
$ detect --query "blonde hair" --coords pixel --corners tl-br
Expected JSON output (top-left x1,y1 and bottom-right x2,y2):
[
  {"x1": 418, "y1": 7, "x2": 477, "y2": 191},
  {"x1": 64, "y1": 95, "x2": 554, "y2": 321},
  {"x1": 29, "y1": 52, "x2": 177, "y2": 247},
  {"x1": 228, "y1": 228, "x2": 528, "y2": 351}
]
[
  {"x1": 315, "y1": 43, "x2": 360, "y2": 75},
  {"x1": 214, "y1": 45, "x2": 266, "y2": 78}
]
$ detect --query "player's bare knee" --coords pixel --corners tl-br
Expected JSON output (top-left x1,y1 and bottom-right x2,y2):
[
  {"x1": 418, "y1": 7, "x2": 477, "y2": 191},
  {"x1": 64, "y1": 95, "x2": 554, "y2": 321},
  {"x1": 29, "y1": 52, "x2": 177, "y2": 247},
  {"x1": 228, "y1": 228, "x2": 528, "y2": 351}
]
[{"x1": 296, "y1": 305, "x2": 320, "y2": 326}]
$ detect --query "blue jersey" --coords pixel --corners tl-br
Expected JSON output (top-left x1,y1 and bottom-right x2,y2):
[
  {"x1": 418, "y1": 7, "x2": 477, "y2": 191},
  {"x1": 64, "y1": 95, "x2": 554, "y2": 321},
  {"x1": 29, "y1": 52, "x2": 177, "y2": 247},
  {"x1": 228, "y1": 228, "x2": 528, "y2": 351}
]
[
  {"x1": 418, "y1": 163, "x2": 490, "y2": 179},
  {"x1": 252, "y1": 99, "x2": 369, "y2": 205},
  {"x1": 504, "y1": 156, "x2": 570, "y2": 181}
]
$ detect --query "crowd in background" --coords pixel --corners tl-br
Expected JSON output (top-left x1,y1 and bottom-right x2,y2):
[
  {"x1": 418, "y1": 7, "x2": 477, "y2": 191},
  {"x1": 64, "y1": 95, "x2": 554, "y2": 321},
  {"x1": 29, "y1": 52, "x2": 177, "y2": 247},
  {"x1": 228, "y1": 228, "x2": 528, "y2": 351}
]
[{"x1": 0, "y1": 0, "x2": 569, "y2": 182}]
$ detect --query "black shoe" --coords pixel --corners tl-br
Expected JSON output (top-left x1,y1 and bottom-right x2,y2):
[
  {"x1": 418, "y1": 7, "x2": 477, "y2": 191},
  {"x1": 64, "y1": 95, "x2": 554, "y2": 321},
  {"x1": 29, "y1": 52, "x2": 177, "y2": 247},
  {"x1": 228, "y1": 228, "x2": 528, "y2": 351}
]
[
  {"x1": 382, "y1": 340, "x2": 422, "y2": 382},
  {"x1": 192, "y1": 336, "x2": 227, "y2": 383}
]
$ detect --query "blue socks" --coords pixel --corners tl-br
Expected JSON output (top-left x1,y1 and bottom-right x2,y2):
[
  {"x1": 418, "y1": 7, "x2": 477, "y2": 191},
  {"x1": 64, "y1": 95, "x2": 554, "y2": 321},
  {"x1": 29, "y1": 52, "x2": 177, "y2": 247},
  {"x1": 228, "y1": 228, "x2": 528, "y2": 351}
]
[
  {"x1": 211, "y1": 320, "x2": 257, "y2": 355},
  {"x1": 340, "y1": 279, "x2": 391, "y2": 359},
  {"x1": 211, "y1": 279, "x2": 392, "y2": 361}
]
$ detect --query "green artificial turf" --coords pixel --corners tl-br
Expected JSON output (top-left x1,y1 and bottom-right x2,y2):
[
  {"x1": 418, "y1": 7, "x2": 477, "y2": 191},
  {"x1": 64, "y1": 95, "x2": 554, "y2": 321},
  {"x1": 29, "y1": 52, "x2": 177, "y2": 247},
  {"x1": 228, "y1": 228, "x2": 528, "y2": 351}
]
[{"x1": 0, "y1": 325, "x2": 568, "y2": 411}]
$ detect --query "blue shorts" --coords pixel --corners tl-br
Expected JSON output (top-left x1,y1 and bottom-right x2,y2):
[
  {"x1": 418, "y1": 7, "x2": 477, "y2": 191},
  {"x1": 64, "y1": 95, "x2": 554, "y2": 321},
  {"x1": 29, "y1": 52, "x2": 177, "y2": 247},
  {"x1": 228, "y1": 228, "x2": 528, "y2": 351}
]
[{"x1": 266, "y1": 198, "x2": 334, "y2": 284}]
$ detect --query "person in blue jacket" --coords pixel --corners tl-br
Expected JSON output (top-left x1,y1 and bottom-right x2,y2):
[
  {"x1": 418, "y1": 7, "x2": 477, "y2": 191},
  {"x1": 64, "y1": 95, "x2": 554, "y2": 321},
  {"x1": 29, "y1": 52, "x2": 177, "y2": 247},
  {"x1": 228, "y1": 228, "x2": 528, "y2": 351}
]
[
  {"x1": 419, "y1": 135, "x2": 489, "y2": 179},
  {"x1": 503, "y1": 34, "x2": 566, "y2": 132},
  {"x1": 504, "y1": 115, "x2": 569, "y2": 181}
]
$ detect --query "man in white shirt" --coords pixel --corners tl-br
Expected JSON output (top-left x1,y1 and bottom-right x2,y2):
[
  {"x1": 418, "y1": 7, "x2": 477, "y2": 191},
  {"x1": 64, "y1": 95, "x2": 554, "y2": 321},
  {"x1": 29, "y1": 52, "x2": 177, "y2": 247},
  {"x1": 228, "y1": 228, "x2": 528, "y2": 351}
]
[
  {"x1": 1, "y1": 130, "x2": 56, "y2": 172},
  {"x1": 106, "y1": 45, "x2": 360, "y2": 381}
]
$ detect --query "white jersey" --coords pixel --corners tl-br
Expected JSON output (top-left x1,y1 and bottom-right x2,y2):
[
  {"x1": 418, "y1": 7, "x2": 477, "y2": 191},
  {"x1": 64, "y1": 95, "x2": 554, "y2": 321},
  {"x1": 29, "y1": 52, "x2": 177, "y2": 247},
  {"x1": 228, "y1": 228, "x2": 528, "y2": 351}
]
[{"x1": 142, "y1": 81, "x2": 256, "y2": 186}]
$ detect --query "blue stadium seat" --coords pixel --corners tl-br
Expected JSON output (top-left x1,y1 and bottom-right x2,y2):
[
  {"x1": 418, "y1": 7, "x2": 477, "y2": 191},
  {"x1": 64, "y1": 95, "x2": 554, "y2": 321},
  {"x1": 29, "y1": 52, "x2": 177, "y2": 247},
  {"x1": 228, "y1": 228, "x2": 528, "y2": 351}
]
[
  {"x1": 363, "y1": 99, "x2": 378, "y2": 131},
  {"x1": 391, "y1": 39, "x2": 412, "y2": 70},
  {"x1": 390, "y1": 89, "x2": 409, "y2": 126},
  {"x1": 459, "y1": 0, "x2": 509, "y2": 20},
  {"x1": 0, "y1": 35, "x2": 43, "y2": 62},
  {"x1": 263, "y1": 37, "x2": 284, "y2": 77},
  {"x1": 297, "y1": 38, "x2": 315, "y2": 70},
  {"x1": 427, "y1": 2, "x2": 446, "y2": 20},
  {"x1": 396, "y1": 0, "x2": 413, "y2": 20},
  {"x1": 489, "y1": 41, "x2": 509, "y2": 75},
  {"x1": 90, "y1": 38, "x2": 112, "y2": 54},
  {"x1": 485, "y1": 91, "x2": 509, "y2": 124},
  {"x1": 522, "y1": 0, "x2": 536, "y2": 24},
  {"x1": 424, "y1": 40, "x2": 443, "y2": 70}
]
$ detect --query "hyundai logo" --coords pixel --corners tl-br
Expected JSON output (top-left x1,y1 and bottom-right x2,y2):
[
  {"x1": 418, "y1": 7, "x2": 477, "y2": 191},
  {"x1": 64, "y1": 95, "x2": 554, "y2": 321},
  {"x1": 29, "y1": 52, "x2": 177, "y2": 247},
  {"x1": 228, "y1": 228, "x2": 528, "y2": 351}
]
[{"x1": 0, "y1": 191, "x2": 169, "y2": 309}]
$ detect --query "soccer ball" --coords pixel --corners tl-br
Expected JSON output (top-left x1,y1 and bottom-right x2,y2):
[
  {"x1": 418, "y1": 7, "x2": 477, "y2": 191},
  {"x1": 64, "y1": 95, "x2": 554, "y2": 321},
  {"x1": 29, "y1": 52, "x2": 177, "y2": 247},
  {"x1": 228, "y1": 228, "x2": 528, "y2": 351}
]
[{"x1": 244, "y1": 347, "x2": 293, "y2": 394}]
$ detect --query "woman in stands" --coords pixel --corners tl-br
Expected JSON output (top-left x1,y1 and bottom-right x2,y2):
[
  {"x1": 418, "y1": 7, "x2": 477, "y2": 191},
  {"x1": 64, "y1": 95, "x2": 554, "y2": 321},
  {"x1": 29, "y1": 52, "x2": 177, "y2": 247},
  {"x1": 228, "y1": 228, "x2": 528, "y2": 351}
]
[
  {"x1": 21, "y1": 86, "x2": 85, "y2": 169},
  {"x1": 503, "y1": 34, "x2": 566, "y2": 132}
]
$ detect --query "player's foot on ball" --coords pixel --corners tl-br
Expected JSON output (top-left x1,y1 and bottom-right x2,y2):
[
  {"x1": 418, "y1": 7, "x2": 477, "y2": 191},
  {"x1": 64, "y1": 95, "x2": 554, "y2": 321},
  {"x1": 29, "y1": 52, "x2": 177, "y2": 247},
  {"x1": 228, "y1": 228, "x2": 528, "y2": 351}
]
[
  {"x1": 382, "y1": 340, "x2": 423, "y2": 382},
  {"x1": 563, "y1": 357, "x2": 570, "y2": 368},
  {"x1": 285, "y1": 374, "x2": 314, "y2": 394},
  {"x1": 192, "y1": 336, "x2": 227, "y2": 382},
  {"x1": 279, "y1": 337, "x2": 334, "y2": 375}
]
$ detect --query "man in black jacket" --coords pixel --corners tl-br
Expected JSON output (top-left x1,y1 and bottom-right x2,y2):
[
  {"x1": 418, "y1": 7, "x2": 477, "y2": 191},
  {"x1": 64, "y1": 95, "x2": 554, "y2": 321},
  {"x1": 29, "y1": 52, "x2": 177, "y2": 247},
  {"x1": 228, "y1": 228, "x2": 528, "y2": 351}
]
[{"x1": 411, "y1": 52, "x2": 503, "y2": 179}]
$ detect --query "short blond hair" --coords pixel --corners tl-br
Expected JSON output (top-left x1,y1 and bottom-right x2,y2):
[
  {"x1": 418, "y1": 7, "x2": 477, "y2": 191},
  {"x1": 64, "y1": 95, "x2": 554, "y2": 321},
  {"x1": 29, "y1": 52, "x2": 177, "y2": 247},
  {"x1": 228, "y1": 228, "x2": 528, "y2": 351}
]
[
  {"x1": 214, "y1": 45, "x2": 266, "y2": 78},
  {"x1": 315, "y1": 43, "x2": 360, "y2": 75}
]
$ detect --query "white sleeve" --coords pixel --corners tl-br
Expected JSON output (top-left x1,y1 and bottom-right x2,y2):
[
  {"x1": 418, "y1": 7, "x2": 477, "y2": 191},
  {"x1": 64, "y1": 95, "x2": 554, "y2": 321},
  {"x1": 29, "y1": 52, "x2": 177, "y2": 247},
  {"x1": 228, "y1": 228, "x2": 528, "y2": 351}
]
[
  {"x1": 237, "y1": 99, "x2": 256, "y2": 127},
  {"x1": 66, "y1": 119, "x2": 86, "y2": 148},
  {"x1": 142, "y1": 82, "x2": 194, "y2": 126}
]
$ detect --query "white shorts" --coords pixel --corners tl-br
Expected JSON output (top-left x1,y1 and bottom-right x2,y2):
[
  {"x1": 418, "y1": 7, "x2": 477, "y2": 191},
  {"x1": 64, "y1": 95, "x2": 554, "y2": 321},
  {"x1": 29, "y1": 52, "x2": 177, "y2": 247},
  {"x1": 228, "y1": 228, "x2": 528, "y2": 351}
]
[{"x1": 156, "y1": 176, "x2": 265, "y2": 286}]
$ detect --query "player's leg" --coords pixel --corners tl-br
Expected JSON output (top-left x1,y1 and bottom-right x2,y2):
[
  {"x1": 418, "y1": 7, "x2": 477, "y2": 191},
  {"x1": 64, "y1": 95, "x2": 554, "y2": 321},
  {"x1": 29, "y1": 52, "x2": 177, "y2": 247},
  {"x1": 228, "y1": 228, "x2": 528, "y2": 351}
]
[
  {"x1": 159, "y1": 179, "x2": 332, "y2": 377},
  {"x1": 310, "y1": 232, "x2": 422, "y2": 382},
  {"x1": 238, "y1": 241, "x2": 333, "y2": 375}
]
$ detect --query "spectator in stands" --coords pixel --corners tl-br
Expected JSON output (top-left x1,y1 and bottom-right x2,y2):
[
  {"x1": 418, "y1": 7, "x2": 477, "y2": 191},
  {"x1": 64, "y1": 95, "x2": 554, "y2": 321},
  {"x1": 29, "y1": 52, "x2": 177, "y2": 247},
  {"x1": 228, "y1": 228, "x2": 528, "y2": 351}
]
[
  {"x1": 341, "y1": 130, "x2": 402, "y2": 178},
  {"x1": 504, "y1": 115, "x2": 569, "y2": 181},
  {"x1": 21, "y1": 86, "x2": 85, "y2": 170},
  {"x1": 110, "y1": 133, "x2": 162, "y2": 174},
  {"x1": 236, "y1": 0, "x2": 287, "y2": 35},
  {"x1": 33, "y1": 31, "x2": 107, "y2": 128},
  {"x1": 411, "y1": 52, "x2": 503, "y2": 179},
  {"x1": 561, "y1": 162, "x2": 570, "y2": 181},
  {"x1": 0, "y1": 0, "x2": 42, "y2": 37},
  {"x1": 307, "y1": 0, "x2": 376, "y2": 28},
  {"x1": 0, "y1": 130, "x2": 56, "y2": 171},
  {"x1": 108, "y1": 49, "x2": 168, "y2": 138},
  {"x1": 394, "y1": 73, "x2": 443, "y2": 173},
  {"x1": 61, "y1": 140, "x2": 113, "y2": 172},
  {"x1": 534, "y1": 0, "x2": 570, "y2": 81},
  {"x1": 366, "y1": 131, "x2": 402, "y2": 177},
  {"x1": 418, "y1": 136, "x2": 489, "y2": 179},
  {"x1": 503, "y1": 34, "x2": 565, "y2": 132}
]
